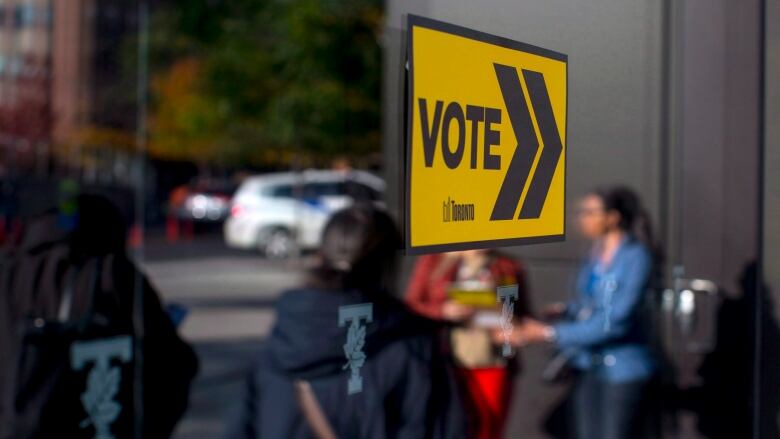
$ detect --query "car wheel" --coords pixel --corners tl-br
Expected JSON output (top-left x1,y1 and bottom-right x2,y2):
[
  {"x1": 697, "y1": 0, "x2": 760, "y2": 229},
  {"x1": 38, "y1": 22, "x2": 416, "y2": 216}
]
[{"x1": 262, "y1": 228, "x2": 296, "y2": 259}]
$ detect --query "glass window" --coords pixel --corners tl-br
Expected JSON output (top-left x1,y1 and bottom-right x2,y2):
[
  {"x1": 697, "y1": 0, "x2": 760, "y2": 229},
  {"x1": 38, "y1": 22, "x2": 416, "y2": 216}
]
[
  {"x1": 13, "y1": 4, "x2": 35, "y2": 28},
  {"x1": 8, "y1": 56, "x2": 21, "y2": 76},
  {"x1": 0, "y1": 1, "x2": 769, "y2": 438},
  {"x1": 302, "y1": 182, "x2": 344, "y2": 199},
  {"x1": 344, "y1": 181, "x2": 380, "y2": 202},
  {"x1": 267, "y1": 184, "x2": 293, "y2": 199}
]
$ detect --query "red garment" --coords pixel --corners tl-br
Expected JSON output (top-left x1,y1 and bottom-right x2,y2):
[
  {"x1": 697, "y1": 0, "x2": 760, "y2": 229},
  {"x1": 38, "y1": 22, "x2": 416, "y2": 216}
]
[
  {"x1": 457, "y1": 367, "x2": 513, "y2": 439},
  {"x1": 404, "y1": 252, "x2": 531, "y2": 321},
  {"x1": 404, "y1": 252, "x2": 531, "y2": 439}
]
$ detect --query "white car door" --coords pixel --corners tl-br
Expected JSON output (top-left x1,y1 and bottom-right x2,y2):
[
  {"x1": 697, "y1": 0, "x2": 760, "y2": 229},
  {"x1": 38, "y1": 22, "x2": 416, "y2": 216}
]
[{"x1": 297, "y1": 181, "x2": 351, "y2": 248}]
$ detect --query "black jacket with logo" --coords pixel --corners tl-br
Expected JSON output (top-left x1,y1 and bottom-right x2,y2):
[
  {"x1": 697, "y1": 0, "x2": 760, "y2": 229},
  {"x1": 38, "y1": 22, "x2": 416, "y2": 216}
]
[
  {"x1": 0, "y1": 206, "x2": 197, "y2": 439},
  {"x1": 227, "y1": 287, "x2": 467, "y2": 439}
]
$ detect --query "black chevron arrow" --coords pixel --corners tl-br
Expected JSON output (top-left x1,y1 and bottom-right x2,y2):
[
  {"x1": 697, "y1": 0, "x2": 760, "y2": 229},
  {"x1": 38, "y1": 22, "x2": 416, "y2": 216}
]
[
  {"x1": 490, "y1": 64, "x2": 538, "y2": 221},
  {"x1": 518, "y1": 69, "x2": 563, "y2": 219},
  {"x1": 490, "y1": 65, "x2": 563, "y2": 221}
]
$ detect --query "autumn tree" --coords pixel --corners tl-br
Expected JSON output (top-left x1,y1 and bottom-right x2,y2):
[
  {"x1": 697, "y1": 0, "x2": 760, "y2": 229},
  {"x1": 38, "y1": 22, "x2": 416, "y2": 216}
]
[{"x1": 148, "y1": 0, "x2": 383, "y2": 168}]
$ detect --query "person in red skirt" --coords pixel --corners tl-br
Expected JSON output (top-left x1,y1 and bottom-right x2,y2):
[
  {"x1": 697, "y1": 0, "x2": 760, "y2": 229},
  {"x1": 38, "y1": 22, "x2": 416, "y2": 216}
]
[{"x1": 404, "y1": 250, "x2": 532, "y2": 439}]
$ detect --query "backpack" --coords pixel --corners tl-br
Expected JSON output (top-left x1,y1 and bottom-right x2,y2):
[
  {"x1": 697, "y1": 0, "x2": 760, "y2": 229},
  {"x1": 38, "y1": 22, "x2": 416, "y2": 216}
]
[{"x1": 0, "y1": 229, "x2": 197, "y2": 439}]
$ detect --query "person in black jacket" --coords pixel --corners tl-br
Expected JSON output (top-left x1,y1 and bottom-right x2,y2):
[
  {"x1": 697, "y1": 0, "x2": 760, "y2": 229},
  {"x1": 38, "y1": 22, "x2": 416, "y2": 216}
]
[
  {"x1": 0, "y1": 193, "x2": 197, "y2": 439},
  {"x1": 227, "y1": 205, "x2": 467, "y2": 439}
]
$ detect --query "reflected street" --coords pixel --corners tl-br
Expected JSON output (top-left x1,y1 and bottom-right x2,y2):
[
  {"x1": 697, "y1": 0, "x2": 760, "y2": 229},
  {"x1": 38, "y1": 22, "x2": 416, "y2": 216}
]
[{"x1": 140, "y1": 232, "x2": 300, "y2": 438}]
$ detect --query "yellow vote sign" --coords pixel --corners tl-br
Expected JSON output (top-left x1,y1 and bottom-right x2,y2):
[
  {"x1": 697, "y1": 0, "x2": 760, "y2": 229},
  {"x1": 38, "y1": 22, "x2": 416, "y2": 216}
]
[{"x1": 405, "y1": 15, "x2": 568, "y2": 253}]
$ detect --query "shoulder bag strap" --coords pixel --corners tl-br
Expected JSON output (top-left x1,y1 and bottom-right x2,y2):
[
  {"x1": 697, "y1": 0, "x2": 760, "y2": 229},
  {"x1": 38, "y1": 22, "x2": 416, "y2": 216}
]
[{"x1": 293, "y1": 380, "x2": 338, "y2": 439}]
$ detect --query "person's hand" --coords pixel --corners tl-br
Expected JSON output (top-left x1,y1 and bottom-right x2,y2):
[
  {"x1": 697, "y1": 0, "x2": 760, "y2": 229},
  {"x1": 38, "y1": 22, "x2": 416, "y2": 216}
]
[
  {"x1": 441, "y1": 301, "x2": 475, "y2": 322},
  {"x1": 490, "y1": 327, "x2": 506, "y2": 345},
  {"x1": 542, "y1": 302, "x2": 567, "y2": 321},
  {"x1": 491, "y1": 326, "x2": 523, "y2": 346},
  {"x1": 517, "y1": 318, "x2": 556, "y2": 345}
]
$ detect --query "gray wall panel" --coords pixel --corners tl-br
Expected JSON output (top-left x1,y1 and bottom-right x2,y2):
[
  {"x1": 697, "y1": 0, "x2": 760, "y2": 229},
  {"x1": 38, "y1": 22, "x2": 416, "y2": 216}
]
[
  {"x1": 762, "y1": 0, "x2": 780, "y2": 434},
  {"x1": 765, "y1": 0, "x2": 780, "y2": 313}
]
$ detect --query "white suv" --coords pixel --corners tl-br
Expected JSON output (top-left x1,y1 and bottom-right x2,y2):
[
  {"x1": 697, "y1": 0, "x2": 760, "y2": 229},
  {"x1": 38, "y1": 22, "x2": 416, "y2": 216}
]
[{"x1": 223, "y1": 170, "x2": 385, "y2": 257}]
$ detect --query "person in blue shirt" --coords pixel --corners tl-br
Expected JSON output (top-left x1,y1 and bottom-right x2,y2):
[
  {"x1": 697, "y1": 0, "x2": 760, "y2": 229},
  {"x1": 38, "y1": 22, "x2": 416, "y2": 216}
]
[{"x1": 517, "y1": 187, "x2": 658, "y2": 439}]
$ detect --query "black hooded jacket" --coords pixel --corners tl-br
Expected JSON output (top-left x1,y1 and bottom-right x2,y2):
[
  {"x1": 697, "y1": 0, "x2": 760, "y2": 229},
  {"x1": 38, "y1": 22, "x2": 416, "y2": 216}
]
[
  {"x1": 228, "y1": 287, "x2": 467, "y2": 439},
  {"x1": 0, "y1": 197, "x2": 197, "y2": 438}
]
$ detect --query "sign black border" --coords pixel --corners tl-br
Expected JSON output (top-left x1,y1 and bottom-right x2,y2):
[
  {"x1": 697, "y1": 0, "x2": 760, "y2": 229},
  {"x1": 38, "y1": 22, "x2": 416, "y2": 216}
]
[{"x1": 404, "y1": 14, "x2": 569, "y2": 255}]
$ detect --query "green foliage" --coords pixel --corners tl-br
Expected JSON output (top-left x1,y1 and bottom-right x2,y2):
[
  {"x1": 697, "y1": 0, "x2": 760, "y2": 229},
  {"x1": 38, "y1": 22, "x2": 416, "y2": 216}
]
[{"x1": 149, "y1": 0, "x2": 383, "y2": 166}]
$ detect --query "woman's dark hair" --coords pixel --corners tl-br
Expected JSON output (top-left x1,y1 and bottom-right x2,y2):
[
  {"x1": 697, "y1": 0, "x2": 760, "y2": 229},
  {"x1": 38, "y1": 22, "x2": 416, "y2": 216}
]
[
  {"x1": 309, "y1": 204, "x2": 401, "y2": 295},
  {"x1": 592, "y1": 187, "x2": 652, "y2": 244},
  {"x1": 592, "y1": 186, "x2": 664, "y2": 281}
]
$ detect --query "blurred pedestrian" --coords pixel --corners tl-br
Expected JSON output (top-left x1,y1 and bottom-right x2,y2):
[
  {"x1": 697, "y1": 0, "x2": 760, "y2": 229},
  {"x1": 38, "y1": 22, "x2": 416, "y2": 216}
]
[
  {"x1": 166, "y1": 183, "x2": 194, "y2": 242},
  {"x1": 404, "y1": 249, "x2": 531, "y2": 439},
  {"x1": 228, "y1": 205, "x2": 466, "y2": 439},
  {"x1": 0, "y1": 193, "x2": 197, "y2": 439},
  {"x1": 516, "y1": 187, "x2": 658, "y2": 439}
]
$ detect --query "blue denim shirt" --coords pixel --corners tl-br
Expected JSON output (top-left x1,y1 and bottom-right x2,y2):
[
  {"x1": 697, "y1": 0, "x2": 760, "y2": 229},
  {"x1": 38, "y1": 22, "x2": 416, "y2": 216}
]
[{"x1": 553, "y1": 237, "x2": 657, "y2": 383}]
